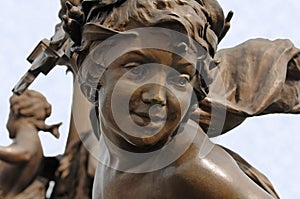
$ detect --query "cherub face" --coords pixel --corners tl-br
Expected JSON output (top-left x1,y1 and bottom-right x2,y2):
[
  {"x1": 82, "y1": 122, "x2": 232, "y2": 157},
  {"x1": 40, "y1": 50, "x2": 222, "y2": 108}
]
[{"x1": 96, "y1": 48, "x2": 198, "y2": 147}]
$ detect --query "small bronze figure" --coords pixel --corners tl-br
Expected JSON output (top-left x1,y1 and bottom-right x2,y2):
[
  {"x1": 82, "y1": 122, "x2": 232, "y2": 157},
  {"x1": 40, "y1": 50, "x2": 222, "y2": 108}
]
[{"x1": 0, "y1": 90, "x2": 60, "y2": 198}]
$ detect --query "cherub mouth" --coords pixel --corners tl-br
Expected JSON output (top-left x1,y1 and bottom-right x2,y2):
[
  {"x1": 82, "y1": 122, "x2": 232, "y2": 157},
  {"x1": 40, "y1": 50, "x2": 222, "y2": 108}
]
[
  {"x1": 131, "y1": 112, "x2": 151, "y2": 125},
  {"x1": 130, "y1": 111, "x2": 167, "y2": 126}
]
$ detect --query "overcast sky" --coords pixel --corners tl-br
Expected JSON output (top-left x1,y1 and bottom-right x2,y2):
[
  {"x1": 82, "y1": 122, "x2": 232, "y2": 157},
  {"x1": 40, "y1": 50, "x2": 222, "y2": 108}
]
[{"x1": 0, "y1": 1, "x2": 299, "y2": 198}]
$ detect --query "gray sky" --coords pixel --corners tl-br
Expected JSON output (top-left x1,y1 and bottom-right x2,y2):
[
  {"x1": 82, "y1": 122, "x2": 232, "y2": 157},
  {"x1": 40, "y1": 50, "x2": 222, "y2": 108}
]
[{"x1": 0, "y1": 1, "x2": 299, "y2": 198}]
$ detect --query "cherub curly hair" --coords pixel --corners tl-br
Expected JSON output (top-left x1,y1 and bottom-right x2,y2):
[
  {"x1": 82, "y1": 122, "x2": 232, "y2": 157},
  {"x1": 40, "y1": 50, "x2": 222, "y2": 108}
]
[{"x1": 61, "y1": 0, "x2": 232, "y2": 103}]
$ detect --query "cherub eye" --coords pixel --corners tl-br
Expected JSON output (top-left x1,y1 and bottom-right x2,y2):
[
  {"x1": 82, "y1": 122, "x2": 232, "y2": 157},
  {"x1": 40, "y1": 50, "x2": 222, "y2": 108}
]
[
  {"x1": 124, "y1": 62, "x2": 145, "y2": 79},
  {"x1": 130, "y1": 67, "x2": 144, "y2": 75},
  {"x1": 178, "y1": 76, "x2": 188, "y2": 85},
  {"x1": 170, "y1": 74, "x2": 190, "y2": 87}
]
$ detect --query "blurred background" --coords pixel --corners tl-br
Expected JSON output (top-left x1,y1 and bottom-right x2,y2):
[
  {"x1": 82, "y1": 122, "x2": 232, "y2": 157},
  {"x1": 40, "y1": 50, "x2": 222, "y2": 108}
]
[{"x1": 0, "y1": 1, "x2": 299, "y2": 198}]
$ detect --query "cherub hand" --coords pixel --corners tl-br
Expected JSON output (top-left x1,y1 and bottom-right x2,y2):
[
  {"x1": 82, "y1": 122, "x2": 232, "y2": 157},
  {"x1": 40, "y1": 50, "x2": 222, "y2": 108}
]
[{"x1": 6, "y1": 90, "x2": 61, "y2": 138}]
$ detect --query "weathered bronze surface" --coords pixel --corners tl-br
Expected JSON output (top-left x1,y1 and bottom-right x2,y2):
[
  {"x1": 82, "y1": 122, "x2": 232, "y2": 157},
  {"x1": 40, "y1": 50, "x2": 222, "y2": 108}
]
[{"x1": 2, "y1": 0, "x2": 299, "y2": 198}]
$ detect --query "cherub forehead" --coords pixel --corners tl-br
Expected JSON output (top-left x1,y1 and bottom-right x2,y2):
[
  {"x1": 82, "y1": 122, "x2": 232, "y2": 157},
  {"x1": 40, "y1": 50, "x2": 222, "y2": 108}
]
[{"x1": 87, "y1": 27, "x2": 202, "y2": 66}]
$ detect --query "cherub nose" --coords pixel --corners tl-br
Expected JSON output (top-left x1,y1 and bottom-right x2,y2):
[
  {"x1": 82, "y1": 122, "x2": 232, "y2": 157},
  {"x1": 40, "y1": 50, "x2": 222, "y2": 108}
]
[{"x1": 142, "y1": 84, "x2": 167, "y2": 105}]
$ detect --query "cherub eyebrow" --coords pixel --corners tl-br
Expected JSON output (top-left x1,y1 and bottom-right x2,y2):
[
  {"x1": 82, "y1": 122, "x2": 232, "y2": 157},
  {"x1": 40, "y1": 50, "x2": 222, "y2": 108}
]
[
  {"x1": 123, "y1": 49, "x2": 163, "y2": 64},
  {"x1": 118, "y1": 50, "x2": 149, "y2": 66}
]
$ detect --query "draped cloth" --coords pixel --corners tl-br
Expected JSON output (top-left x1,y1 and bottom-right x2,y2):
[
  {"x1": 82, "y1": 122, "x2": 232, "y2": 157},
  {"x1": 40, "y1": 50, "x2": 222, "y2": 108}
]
[
  {"x1": 197, "y1": 38, "x2": 300, "y2": 135},
  {"x1": 194, "y1": 38, "x2": 300, "y2": 199}
]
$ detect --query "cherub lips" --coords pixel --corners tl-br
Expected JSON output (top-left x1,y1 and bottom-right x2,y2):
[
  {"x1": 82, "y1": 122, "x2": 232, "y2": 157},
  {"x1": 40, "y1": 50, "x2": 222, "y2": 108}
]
[{"x1": 130, "y1": 110, "x2": 167, "y2": 127}]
